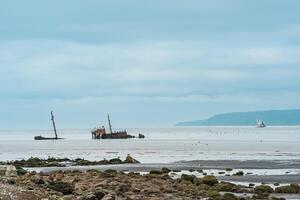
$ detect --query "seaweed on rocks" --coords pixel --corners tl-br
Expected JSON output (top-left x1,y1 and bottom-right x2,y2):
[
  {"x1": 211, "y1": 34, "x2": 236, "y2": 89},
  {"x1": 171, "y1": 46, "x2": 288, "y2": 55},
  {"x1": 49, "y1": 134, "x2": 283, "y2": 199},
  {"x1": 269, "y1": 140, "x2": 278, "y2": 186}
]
[{"x1": 5, "y1": 155, "x2": 140, "y2": 168}]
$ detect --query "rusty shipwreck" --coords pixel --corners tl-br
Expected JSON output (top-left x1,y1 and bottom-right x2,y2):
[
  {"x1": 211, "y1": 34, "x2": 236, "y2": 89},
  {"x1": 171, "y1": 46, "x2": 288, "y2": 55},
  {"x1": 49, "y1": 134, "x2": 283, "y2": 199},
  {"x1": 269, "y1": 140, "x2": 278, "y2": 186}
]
[
  {"x1": 91, "y1": 115, "x2": 144, "y2": 139},
  {"x1": 34, "y1": 111, "x2": 63, "y2": 140}
]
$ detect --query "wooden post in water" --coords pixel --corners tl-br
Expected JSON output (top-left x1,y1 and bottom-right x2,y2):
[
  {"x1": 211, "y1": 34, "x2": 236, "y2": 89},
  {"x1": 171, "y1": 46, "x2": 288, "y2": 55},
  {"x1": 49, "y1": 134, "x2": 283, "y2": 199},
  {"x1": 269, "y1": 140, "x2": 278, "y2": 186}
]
[
  {"x1": 108, "y1": 114, "x2": 113, "y2": 134},
  {"x1": 51, "y1": 111, "x2": 58, "y2": 139}
]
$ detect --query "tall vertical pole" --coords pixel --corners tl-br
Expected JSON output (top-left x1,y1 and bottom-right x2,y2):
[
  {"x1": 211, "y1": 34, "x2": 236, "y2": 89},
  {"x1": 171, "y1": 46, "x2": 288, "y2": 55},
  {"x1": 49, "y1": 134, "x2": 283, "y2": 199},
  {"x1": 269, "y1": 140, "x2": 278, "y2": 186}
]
[
  {"x1": 51, "y1": 111, "x2": 58, "y2": 139},
  {"x1": 108, "y1": 114, "x2": 113, "y2": 134}
]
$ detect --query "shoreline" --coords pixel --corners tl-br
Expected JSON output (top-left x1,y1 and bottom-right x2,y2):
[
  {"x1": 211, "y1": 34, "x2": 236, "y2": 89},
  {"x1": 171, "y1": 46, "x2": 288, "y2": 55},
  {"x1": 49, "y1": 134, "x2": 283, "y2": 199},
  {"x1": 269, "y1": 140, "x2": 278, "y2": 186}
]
[
  {"x1": 21, "y1": 159, "x2": 300, "y2": 171},
  {"x1": 2, "y1": 157, "x2": 300, "y2": 199},
  {"x1": 19, "y1": 159, "x2": 300, "y2": 185},
  {"x1": 2, "y1": 167, "x2": 300, "y2": 200},
  {"x1": 3, "y1": 157, "x2": 300, "y2": 184}
]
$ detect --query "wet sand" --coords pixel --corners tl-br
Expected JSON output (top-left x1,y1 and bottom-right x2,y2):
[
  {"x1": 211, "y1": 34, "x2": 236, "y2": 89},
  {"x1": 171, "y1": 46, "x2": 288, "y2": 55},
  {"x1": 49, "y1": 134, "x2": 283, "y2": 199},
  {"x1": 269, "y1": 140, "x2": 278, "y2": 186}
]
[
  {"x1": 26, "y1": 159, "x2": 300, "y2": 171},
  {"x1": 177, "y1": 159, "x2": 300, "y2": 169},
  {"x1": 219, "y1": 174, "x2": 300, "y2": 184}
]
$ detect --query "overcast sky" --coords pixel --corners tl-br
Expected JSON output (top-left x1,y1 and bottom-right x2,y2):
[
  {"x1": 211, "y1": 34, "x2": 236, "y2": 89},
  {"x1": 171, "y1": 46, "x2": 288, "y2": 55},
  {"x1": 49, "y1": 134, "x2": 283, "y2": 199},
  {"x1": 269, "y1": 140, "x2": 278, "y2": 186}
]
[{"x1": 0, "y1": 0, "x2": 300, "y2": 128}]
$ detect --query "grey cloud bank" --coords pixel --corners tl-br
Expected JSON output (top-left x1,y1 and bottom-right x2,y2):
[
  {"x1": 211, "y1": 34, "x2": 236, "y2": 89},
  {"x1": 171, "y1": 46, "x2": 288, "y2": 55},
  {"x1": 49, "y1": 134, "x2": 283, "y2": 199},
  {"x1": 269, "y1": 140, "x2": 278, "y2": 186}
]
[{"x1": 0, "y1": 1, "x2": 299, "y2": 128}]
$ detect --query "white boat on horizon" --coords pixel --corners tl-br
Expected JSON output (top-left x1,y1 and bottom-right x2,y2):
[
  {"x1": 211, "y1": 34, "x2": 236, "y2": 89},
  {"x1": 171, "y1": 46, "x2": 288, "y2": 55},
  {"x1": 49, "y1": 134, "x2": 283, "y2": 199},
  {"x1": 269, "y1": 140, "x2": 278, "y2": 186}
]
[{"x1": 256, "y1": 120, "x2": 266, "y2": 128}]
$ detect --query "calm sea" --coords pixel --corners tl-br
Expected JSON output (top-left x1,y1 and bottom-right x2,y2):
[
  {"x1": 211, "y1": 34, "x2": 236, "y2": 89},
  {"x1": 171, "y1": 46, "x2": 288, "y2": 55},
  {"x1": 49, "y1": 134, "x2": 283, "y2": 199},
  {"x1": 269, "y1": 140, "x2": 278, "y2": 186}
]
[{"x1": 1, "y1": 126, "x2": 300, "y2": 163}]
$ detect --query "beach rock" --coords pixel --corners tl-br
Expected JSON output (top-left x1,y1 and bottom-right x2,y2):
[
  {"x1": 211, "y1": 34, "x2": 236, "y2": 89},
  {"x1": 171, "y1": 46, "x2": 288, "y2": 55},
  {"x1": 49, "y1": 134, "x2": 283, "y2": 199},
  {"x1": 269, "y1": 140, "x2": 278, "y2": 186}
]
[
  {"x1": 141, "y1": 187, "x2": 161, "y2": 194},
  {"x1": 31, "y1": 175, "x2": 45, "y2": 184},
  {"x1": 127, "y1": 172, "x2": 140, "y2": 176},
  {"x1": 149, "y1": 170, "x2": 163, "y2": 175},
  {"x1": 79, "y1": 194, "x2": 98, "y2": 200},
  {"x1": 161, "y1": 167, "x2": 171, "y2": 174},
  {"x1": 254, "y1": 185, "x2": 274, "y2": 193},
  {"x1": 271, "y1": 197, "x2": 286, "y2": 200},
  {"x1": 206, "y1": 190, "x2": 221, "y2": 199},
  {"x1": 222, "y1": 193, "x2": 237, "y2": 200},
  {"x1": 6, "y1": 165, "x2": 18, "y2": 177},
  {"x1": 7, "y1": 178, "x2": 17, "y2": 185},
  {"x1": 100, "y1": 172, "x2": 115, "y2": 178},
  {"x1": 88, "y1": 169, "x2": 102, "y2": 175},
  {"x1": 253, "y1": 191, "x2": 270, "y2": 199},
  {"x1": 108, "y1": 158, "x2": 122, "y2": 164},
  {"x1": 47, "y1": 181, "x2": 74, "y2": 194},
  {"x1": 275, "y1": 184, "x2": 300, "y2": 193},
  {"x1": 104, "y1": 169, "x2": 117, "y2": 174},
  {"x1": 117, "y1": 183, "x2": 131, "y2": 193},
  {"x1": 233, "y1": 171, "x2": 244, "y2": 176},
  {"x1": 215, "y1": 182, "x2": 237, "y2": 192},
  {"x1": 93, "y1": 189, "x2": 105, "y2": 199},
  {"x1": 17, "y1": 168, "x2": 28, "y2": 176},
  {"x1": 58, "y1": 195, "x2": 74, "y2": 200},
  {"x1": 180, "y1": 174, "x2": 196, "y2": 183},
  {"x1": 192, "y1": 177, "x2": 203, "y2": 185},
  {"x1": 124, "y1": 154, "x2": 140, "y2": 163},
  {"x1": 0, "y1": 166, "x2": 6, "y2": 176},
  {"x1": 0, "y1": 165, "x2": 18, "y2": 177},
  {"x1": 101, "y1": 194, "x2": 115, "y2": 200},
  {"x1": 202, "y1": 175, "x2": 218, "y2": 186}
]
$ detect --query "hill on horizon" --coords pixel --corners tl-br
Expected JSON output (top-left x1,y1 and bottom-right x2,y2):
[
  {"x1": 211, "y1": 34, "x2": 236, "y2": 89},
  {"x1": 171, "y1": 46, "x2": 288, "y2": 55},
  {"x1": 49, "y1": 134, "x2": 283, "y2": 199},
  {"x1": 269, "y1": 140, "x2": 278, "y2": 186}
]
[{"x1": 175, "y1": 109, "x2": 300, "y2": 126}]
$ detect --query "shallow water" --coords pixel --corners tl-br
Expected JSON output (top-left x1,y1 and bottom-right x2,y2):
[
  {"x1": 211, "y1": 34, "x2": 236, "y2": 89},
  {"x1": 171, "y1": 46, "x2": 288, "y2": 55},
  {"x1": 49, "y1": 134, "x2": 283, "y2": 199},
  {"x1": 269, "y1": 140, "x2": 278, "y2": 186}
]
[{"x1": 1, "y1": 126, "x2": 300, "y2": 163}]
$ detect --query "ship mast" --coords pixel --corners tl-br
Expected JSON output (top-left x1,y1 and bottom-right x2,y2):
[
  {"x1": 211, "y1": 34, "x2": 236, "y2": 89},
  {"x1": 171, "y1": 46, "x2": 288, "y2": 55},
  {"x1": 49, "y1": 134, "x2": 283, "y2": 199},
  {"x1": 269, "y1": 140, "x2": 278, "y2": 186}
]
[
  {"x1": 51, "y1": 111, "x2": 58, "y2": 139},
  {"x1": 107, "y1": 114, "x2": 113, "y2": 134}
]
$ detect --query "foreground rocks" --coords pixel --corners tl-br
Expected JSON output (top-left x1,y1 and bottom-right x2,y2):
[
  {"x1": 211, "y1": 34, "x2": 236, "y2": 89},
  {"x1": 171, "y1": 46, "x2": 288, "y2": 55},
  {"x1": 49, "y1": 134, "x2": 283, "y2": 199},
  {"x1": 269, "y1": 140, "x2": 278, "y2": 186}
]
[{"x1": 0, "y1": 167, "x2": 293, "y2": 200}]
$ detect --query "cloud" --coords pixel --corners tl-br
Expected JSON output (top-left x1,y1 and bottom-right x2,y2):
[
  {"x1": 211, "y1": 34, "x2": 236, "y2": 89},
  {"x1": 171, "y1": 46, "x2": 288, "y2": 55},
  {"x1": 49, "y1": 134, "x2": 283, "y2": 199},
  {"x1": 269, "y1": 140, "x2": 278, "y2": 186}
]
[
  {"x1": 0, "y1": 39, "x2": 299, "y2": 101},
  {"x1": 1, "y1": 0, "x2": 300, "y2": 128}
]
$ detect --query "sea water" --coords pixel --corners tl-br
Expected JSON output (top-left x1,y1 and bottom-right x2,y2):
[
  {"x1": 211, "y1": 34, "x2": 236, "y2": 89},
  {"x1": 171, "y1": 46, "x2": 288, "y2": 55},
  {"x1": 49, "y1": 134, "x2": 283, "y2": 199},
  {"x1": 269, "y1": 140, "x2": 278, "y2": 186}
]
[{"x1": 0, "y1": 126, "x2": 300, "y2": 163}]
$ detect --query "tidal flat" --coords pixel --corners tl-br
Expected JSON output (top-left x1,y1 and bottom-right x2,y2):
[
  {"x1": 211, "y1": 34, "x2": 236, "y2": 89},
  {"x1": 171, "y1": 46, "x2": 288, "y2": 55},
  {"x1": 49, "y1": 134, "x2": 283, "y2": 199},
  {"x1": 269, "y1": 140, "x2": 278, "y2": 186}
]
[{"x1": 1, "y1": 127, "x2": 300, "y2": 199}]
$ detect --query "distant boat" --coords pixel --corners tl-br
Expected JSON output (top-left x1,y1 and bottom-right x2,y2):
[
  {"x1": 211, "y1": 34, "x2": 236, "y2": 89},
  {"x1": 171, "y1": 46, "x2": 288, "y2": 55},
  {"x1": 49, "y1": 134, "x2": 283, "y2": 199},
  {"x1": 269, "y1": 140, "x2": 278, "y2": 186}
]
[
  {"x1": 256, "y1": 120, "x2": 266, "y2": 128},
  {"x1": 34, "y1": 111, "x2": 63, "y2": 140}
]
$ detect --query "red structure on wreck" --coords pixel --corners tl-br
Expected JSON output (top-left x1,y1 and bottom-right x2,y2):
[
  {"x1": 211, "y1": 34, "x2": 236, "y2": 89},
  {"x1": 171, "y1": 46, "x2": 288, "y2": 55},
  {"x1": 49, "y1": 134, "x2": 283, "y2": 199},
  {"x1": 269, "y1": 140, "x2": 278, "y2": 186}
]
[{"x1": 91, "y1": 114, "x2": 135, "y2": 139}]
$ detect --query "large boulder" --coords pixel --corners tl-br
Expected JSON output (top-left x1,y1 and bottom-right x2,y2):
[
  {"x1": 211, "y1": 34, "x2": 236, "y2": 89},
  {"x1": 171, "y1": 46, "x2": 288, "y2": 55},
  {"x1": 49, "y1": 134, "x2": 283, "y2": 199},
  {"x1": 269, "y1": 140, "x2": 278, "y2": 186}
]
[
  {"x1": 254, "y1": 185, "x2": 274, "y2": 193},
  {"x1": 124, "y1": 154, "x2": 140, "y2": 163},
  {"x1": 0, "y1": 166, "x2": 5, "y2": 176},
  {"x1": 180, "y1": 174, "x2": 196, "y2": 183},
  {"x1": 202, "y1": 175, "x2": 218, "y2": 186},
  {"x1": 0, "y1": 165, "x2": 18, "y2": 177},
  {"x1": 275, "y1": 184, "x2": 300, "y2": 193}
]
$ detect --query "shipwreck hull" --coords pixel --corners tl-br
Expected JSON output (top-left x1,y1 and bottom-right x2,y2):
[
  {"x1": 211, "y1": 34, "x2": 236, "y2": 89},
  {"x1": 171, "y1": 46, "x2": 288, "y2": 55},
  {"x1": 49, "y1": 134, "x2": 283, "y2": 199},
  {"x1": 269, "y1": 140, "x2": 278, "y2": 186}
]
[
  {"x1": 34, "y1": 136, "x2": 63, "y2": 140},
  {"x1": 101, "y1": 132, "x2": 135, "y2": 139},
  {"x1": 91, "y1": 129, "x2": 135, "y2": 139},
  {"x1": 91, "y1": 114, "x2": 143, "y2": 139}
]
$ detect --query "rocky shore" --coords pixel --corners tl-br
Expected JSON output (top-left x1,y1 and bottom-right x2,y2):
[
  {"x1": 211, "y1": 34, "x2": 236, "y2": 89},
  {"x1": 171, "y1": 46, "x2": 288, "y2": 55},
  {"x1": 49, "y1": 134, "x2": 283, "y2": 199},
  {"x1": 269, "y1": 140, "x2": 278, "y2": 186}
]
[
  {"x1": 2, "y1": 157, "x2": 300, "y2": 200},
  {"x1": 1, "y1": 166, "x2": 299, "y2": 200},
  {"x1": 5, "y1": 155, "x2": 140, "y2": 169}
]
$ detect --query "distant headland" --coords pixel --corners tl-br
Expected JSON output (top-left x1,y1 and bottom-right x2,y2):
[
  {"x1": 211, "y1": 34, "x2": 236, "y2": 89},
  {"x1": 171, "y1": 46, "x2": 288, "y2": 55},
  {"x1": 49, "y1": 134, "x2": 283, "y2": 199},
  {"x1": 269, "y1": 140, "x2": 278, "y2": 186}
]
[{"x1": 175, "y1": 109, "x2": 300, "y2": 126}]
